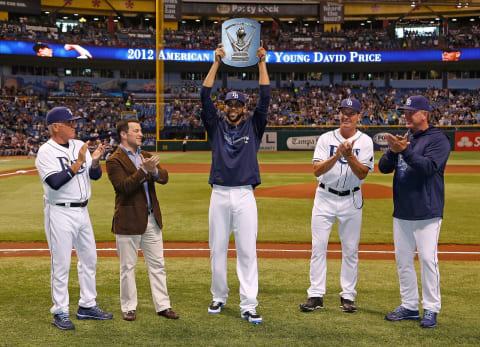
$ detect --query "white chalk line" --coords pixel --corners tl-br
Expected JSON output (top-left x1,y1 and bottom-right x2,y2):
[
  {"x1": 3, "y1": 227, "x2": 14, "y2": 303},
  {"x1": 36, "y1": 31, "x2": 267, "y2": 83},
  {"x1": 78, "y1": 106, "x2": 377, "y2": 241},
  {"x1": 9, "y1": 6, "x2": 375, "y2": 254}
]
[
  {"x1": 0, "y1": 168, "x2": 37, "y2": 177},
  {"x1": 0, "y1": 248, "x2": 479, "y2": 255}
]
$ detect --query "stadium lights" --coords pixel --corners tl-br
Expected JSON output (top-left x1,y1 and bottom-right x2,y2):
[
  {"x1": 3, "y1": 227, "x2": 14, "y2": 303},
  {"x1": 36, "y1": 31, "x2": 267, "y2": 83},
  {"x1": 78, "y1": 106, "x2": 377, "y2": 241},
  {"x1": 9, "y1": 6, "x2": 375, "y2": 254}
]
[
  {"x1": 113, "y1": 19, "x2": 118, "y2": 23},
  {"x1": 456, "y1": 1, "x2": 462, "y2": 8},
  {"x1": 44, "y1": 11, "x2": 50, "y2": 14},
  {"x1": 145, "y1": 18, "x2": 150, "y2": 21},
  {"x1": 366, "y1": 20, "x2": 372, "y2": 23},
  {"x1": 410, "y1": 1, "x2": 416, "y2": 8},
  {"x1": 213, "y1": 21, "x2": 218, "y2": 24},
  {"x1": 74, "y1": 13, "x2": 78, "y2": 16},
  {"x1": 63, "y1": 16, "x2": 68, "y2": 19},
  {"x1": 452, "y1": 18, "x2": 457, "y2": 21},
  {"x1": 288, "y1": 20, "x2": 293, "y2": 24},
  {"x1": 360, "y1": 23, "x2": 365, "y2": 26},
  {"x1": 79, "y1": 17, "x2": 86, "y2": 23},
  {"x1": 195, "y1": 19, "x2": 201, "y2": 22},
  {"x1": 470, "y1": 18, "x2": 475, "y2": 21},
  {"x1": 304, "y1": 23, "x2": 309, "y2": 26},
  {"x1": 94, "y1": 18, "x2": 99, "y2": 21},
  {"x1": 181, "y1": 20, "x2": 186, "y2": 23}
]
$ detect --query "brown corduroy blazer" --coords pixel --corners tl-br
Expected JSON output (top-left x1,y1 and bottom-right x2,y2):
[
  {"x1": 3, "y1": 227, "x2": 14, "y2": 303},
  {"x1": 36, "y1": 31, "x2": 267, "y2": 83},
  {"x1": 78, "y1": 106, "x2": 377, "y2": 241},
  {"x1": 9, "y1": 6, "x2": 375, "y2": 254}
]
[{"x1": 106, "y1": 147, "x2": 168, "y2": 235}]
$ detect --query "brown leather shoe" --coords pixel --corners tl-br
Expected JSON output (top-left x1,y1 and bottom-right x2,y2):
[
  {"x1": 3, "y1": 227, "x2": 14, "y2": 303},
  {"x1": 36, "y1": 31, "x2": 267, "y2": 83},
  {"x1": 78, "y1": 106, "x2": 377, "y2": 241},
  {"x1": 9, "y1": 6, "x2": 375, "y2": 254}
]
[
  {"x1": 123, "y1": 310, "x2": 136, "y2": 321},
  {"x1": 158, "y1": 308, "x2": 179, "y2": 319}
]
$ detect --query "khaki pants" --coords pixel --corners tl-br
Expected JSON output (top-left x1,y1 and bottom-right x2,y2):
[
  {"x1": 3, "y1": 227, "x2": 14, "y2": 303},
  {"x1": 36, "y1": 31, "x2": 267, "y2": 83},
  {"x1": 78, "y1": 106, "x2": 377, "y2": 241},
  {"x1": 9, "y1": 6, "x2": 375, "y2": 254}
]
[{"x1": 116, "y1": 214, "x2": 171, "y2": 313}]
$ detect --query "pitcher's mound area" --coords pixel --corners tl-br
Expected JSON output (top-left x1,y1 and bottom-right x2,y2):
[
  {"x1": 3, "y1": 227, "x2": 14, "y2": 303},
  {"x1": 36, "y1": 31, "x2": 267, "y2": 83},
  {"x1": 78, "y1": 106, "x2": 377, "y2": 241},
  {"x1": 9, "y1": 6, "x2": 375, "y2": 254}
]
[{"x1": 255, "y1": 182, "x2": 392, "y2": 199}]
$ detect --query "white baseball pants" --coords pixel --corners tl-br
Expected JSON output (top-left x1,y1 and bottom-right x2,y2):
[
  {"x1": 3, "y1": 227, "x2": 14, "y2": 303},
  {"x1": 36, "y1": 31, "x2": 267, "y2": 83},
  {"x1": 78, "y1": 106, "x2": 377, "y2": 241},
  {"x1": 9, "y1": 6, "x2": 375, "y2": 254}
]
[
  {"x1": 209, "y1": 185, "x2": 259, "y2": 313},
  {"x1": 307, "y1": 187, "x2": 363, "y2": 301},
  {"x1": 116, "y1": 214, "x2": 171, "y2": 313},
  {"x1": 393, "y1": 217, "x2": 442, "y2": 313},
  {"x1": 44, "y1": 202, "x2": 97, "y2": 315}
]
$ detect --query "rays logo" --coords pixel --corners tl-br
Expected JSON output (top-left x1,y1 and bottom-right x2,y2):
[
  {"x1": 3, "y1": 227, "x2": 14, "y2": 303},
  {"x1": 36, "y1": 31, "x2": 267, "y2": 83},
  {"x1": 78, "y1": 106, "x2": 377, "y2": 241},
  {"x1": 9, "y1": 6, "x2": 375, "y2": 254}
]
[
  {"x1": 406, "y1": 98, "x2": 412, "y2": 106},
  {"x1": 231, "y1": 91, "x2": 239, "y2": 99},
  {"x1": 346, "y1": 99, "x2": 353, "y2": 106},
  {"x1": 57, "y1": 156, "x2": 85, "y2": 173}
]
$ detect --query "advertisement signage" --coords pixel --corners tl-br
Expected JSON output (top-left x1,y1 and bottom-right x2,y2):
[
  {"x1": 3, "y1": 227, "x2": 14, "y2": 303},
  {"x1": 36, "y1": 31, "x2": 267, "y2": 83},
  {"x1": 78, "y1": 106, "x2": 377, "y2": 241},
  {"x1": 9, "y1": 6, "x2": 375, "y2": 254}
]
[
  {"x1": 260, "y1": 132, "x2": 277, "y2": 151},
  {"x1": 455, "y1": 132, "x2": 480, "y2": 151},
  {"x1": 2, "y1": 40, "x2": 480, "y2": 64}
]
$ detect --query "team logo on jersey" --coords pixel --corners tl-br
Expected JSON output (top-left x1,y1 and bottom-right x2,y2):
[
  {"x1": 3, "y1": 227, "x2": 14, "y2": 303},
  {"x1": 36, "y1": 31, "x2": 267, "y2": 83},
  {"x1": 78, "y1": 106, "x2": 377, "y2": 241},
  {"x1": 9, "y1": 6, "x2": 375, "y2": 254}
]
[{"x1": 57, "y1": 156, "x2": 85, "y2": 173}]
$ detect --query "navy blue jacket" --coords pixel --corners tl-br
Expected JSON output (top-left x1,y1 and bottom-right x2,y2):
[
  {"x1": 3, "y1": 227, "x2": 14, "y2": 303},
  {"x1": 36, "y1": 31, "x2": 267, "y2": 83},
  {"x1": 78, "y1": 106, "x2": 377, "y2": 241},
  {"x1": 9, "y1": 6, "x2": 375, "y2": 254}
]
[
  {"x1": 200, "y1": 85, "x2": 271, "y2": 187},
  {"x1": 378, "y1": 126, "x2": 450, "y2": 220}
]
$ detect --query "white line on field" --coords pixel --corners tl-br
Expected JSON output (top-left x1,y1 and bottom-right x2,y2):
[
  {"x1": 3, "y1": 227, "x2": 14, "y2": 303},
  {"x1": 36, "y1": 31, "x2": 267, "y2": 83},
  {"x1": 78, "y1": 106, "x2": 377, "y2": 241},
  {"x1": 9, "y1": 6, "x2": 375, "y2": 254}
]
[
  {"x1": 0, "y1": 168, "x2": 37, "y2": 177},
  {"x1": 0, "y1": 248, "x2": 479, "y2": 255}
]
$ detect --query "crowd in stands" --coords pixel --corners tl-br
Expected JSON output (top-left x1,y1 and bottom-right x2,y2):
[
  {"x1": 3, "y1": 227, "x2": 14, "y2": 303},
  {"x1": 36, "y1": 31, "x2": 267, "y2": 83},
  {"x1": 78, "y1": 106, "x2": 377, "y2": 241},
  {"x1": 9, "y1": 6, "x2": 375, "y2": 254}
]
[
  {"x1": 1, "y1": 84, "x2": 479, "y2": 155},
  {"x1": 2, "y1": 17, "x2": 480, "y2": 51}
]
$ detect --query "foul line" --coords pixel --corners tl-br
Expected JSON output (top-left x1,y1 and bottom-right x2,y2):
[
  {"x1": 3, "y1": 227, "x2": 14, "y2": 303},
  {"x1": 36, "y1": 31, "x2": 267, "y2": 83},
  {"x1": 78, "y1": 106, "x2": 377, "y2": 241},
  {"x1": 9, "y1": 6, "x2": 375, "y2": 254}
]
[
  {"x1": 0, "y1": 169, "x2": 37, "y2": 177},
  {"x1": 0, "y1": 248, "x2": 479, "y2": 255}
]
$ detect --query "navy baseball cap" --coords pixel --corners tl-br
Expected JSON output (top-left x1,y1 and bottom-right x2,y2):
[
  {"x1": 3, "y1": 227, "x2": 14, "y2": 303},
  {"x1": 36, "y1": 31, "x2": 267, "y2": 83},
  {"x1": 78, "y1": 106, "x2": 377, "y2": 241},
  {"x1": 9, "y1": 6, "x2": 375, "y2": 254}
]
[
  {"x1": 339, "y1": 97, "x2": 361, "y2": 113},
  {"x1": 225, "y1": 91, "x2": 246, "y2": 105},
  {"x1": 46, "y1": 107, "x2": 81, "y2": 125},
  {"x1": 398, "y1": 95, "x2": 431, "y2": 112}
]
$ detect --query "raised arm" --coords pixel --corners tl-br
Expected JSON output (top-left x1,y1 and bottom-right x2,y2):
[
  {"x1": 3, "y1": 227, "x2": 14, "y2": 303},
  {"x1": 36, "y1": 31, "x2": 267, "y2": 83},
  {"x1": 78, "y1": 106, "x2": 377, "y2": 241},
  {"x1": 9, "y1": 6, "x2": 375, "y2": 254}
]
[
  {"x1": 257, "y1": 40, "x2": 270, "y2": 86},
  {"x1": 203, "y1": 44, "x2": 225, "y2": 88}
]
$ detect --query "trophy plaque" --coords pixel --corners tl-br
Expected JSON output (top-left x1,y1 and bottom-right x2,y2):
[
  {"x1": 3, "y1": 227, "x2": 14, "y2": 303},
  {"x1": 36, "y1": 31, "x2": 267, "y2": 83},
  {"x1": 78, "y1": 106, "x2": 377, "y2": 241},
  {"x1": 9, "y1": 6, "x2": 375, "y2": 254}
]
[{"x1": 221, "y1": 18, "x2": 261, "y2": 67}]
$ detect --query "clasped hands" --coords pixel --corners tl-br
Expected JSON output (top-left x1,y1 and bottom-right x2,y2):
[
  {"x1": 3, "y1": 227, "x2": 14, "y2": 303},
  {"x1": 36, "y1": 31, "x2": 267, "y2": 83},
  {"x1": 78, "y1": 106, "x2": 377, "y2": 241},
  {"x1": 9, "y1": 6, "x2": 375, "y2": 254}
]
[
  {"x1": 140, "y1": 154, "x2": 159, "y2": 174},
  {"x1": 336, "y1": 140, "x2": 355, "y2": 159},
  {"x1": 385, "y1": 133, "x2": 410, "y2": 153}
]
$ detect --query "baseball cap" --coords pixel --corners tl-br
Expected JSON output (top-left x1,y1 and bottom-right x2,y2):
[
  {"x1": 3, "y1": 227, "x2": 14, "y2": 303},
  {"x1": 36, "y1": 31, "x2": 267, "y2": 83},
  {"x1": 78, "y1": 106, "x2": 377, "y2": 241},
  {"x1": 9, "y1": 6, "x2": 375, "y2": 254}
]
[
  {"x1": 339, "y1": 97, "x2": 361, "y2": 113},
  {"x1": 46, "y1": 107, "x2": 81, "y2": 125},
  {"x1": 225, "y1": 91, "x2": 246, "y2": 105},
  {"x1": 398, "y1": 95, "x2": 431, "y2": 112}
]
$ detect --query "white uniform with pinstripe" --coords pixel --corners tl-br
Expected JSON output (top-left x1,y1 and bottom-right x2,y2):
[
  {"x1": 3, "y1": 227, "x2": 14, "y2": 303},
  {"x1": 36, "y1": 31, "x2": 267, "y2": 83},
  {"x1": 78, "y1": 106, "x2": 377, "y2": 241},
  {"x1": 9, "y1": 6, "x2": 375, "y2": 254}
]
[
  {"x1": 307, "y1": 129, "x2": 374, "y2": 301},
  {"x1": 35, "y1": 138, "x2": 97, "y2": 315}
]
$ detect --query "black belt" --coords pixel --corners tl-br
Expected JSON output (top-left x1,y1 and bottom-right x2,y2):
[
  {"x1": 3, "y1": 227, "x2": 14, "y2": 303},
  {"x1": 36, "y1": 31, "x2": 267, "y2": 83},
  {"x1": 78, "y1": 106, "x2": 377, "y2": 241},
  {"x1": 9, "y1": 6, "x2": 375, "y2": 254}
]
[
  {"x1": 56, "y1": 200, "x2": 88, "y2": 207},
  {"x1": 319, "y1": 183, "x2": 359, "y2": 196}
]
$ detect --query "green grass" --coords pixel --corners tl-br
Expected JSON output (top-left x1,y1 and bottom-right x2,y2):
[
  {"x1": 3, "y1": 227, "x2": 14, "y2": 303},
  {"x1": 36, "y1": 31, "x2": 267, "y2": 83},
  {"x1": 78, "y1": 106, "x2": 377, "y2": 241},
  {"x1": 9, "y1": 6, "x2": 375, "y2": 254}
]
[
  {"x1": 1, "y1": 257, "x2": 478, "y2": 346},
  {"x1": 1, "y1": 171, "x2": 479, "y2": 244}
]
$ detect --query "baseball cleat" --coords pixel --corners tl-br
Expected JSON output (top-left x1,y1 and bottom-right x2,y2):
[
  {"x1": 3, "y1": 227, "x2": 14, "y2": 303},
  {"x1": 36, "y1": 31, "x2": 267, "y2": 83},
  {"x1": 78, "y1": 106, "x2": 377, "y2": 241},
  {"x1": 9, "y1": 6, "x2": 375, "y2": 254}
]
[
  {"x1": 385, "y1": 306, "x2": 420, "y2": 321},
  {"x1": 300, "y1": 297, "x2": 324, "y2": 312},
  {"x1": 52, "y1": 312, "x2": 75, "y2": 330},
  {"x1": 420, "y1": 310, "x2": 437, "y2": 328},
  {"x1": 340, "y1": 298, "x2": 357, "y2": 313},
  {"x1": 208, "y1": 301, "x2": 225, "y2": 314},
  {"x1": 241, "y1": 310, "x2": 262, "y2": 324},
  {"x1": 76, "y1": 304, "x2": 113, "y2": 320}
]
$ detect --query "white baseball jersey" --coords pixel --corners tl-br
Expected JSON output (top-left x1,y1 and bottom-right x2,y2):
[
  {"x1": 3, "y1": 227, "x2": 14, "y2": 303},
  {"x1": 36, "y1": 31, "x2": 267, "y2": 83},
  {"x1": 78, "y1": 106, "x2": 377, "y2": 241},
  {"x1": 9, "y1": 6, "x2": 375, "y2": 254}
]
[
  {"x1": 313, "y1": 129, "x2": 374, "y2": 189},
  {"x1": 36, "y1": 138, "x2": 92, "y2": 203}
]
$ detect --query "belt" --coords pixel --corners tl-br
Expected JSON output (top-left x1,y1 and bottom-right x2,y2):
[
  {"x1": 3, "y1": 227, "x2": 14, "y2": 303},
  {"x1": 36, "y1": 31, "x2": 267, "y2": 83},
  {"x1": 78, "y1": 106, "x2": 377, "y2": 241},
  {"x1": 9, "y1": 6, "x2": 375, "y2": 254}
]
[
  {"x1": 319, "y1": 183, "x2": 359, "y2": 196},
  {"x1": 56, "y1": 200, "x2": 88, "y2": 207}
]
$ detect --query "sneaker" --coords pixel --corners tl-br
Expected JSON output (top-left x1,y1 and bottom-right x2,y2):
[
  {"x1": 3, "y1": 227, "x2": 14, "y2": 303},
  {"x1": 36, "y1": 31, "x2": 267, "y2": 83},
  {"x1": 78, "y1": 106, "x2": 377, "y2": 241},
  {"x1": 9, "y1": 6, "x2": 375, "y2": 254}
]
[
  {"x1": 76, "y1": 304, "x2": 114, "y2": 320},
  {"x1": 340, "y1": 297, "x2": 357, "y2": 313},
  {"x1": 208, "y1": 301, "x2": 225, "y2": 314},
  {"x1": 300, "y1": 297, "x2": 324, "y2": 312},
  {"x1": 420, "y1": 310, "x2": 437, "y2": 328},
  {"x1": 52, "y1": 312, "x2": 75, "y2": 330},
  {"x1": 241, "y1": 310, "x2": 262, "y2": 324},
  {"x1": 385, "y1": 306, "x2": 420, "y2": 321}
]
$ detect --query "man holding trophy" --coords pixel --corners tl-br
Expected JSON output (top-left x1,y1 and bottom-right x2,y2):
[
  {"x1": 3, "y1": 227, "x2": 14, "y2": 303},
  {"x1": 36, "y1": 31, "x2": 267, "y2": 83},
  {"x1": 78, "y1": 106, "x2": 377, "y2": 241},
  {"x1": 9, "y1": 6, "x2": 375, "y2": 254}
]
[{"x1": 200, "y1": 18, "x2": 270, "y2": 325}]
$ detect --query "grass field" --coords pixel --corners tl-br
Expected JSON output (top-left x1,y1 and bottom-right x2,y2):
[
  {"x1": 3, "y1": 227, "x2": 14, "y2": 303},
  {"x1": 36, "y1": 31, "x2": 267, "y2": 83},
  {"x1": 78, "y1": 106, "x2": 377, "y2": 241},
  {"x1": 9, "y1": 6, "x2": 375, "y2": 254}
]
[
  {"x1": 1, "y1": 257, "x2": 479, "y2": 346},
  {"x1": 0, "y1": 152, "x2": 479, "y2": 244},
  {"x1": 1, "y1": 152, "x2": 480, "y2": 345}
]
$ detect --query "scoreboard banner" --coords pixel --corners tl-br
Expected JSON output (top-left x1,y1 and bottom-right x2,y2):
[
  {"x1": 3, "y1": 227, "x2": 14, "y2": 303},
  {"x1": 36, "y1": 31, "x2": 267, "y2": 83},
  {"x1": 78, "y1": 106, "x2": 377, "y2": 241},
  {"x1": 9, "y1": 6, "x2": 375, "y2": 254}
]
[{"x1": 1, "y1": 40, "x2": 479, "y2": 64}]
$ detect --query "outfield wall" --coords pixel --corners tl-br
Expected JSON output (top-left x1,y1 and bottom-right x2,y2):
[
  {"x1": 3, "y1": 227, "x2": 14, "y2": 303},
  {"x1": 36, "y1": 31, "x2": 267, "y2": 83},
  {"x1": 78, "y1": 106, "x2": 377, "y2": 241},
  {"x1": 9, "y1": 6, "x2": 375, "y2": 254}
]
[{"x1": 155, "y1": 126, "x2": 480, "y2": 152}]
